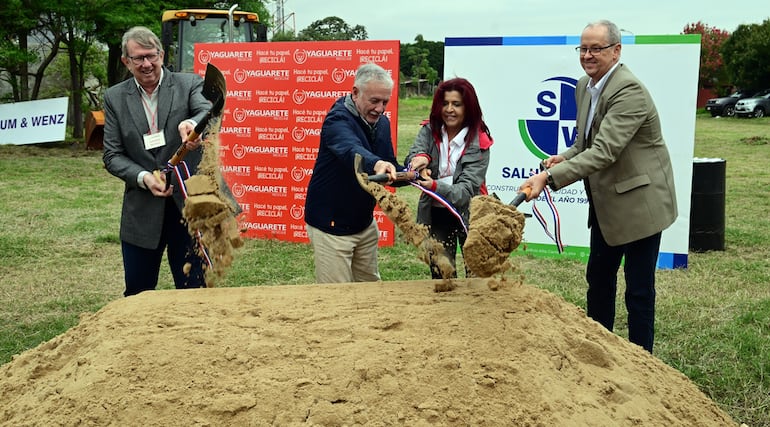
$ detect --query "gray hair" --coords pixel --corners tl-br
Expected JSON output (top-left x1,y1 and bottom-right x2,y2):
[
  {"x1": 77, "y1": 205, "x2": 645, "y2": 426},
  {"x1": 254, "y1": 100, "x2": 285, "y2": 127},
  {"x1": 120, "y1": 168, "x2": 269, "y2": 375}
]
[
  {"x1": 121, "y1": 26, "x2": 163, "y2": 57},
  {"x1": 585, "y1": 20, "x2": 621, "y2": 45},
  {"x1": 354, "y1": 62, "x2": 394, "y2": 91}
]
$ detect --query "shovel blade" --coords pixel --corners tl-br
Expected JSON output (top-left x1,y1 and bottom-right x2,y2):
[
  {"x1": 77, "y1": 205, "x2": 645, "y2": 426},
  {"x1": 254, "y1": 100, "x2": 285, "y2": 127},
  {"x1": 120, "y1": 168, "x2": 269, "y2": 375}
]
[{"x1": 202, "y1": 63, "x2": 227, "y2": 106}]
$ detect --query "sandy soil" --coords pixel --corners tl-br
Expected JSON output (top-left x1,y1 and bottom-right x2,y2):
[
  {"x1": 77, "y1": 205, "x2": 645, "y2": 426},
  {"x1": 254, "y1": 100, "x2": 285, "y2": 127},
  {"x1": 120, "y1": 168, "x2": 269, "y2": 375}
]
[
  {"x1": 356, "y1": 173, "x2": 456, "y2": 290},
  {"x1": 182, "y1": 119, "x2": 243, "y2": 286},
  {"x1": 0, "y1": 278, "x2": 736, "y2": 426}
]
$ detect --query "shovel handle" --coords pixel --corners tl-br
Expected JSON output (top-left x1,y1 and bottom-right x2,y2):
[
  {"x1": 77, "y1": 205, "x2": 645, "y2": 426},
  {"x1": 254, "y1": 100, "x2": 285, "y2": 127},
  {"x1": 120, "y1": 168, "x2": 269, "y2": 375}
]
[
  {"x1": 367, "y1": 171, "x2": 419, "y2": 183},
  {"x1": 509, "y1": 187, "x2": 532, "y2": 207},
  {"x1": 168, "y1": 118, "x2": 209, "y2": 167},
  {"x1": 168, "y1": 145, "x2": 188, "y2": 167}
]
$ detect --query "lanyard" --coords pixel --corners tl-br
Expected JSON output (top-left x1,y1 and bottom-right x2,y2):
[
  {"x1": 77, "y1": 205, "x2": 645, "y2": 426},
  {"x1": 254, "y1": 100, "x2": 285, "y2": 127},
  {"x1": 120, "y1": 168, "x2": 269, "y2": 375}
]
[{"x1": 140, "y1": 90, "x2": 159, "y2": 134}]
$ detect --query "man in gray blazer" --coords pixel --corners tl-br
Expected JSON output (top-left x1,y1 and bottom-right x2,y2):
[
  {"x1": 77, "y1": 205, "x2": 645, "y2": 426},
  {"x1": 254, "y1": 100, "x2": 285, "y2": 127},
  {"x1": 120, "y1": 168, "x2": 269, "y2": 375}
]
[
  {"x1": 103, "y1": 26, "x2": 211, "y2": 297},
  {"x1": 521, "y1": 20, "x2": 677, "y2": 353}
]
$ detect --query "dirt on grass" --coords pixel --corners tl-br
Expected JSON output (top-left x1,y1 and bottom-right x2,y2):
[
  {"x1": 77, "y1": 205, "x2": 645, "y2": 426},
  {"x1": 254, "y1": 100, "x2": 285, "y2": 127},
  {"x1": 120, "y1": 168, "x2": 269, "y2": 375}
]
[{"x1": 0, "y1": 278, "x2": 737, "y2": 426}]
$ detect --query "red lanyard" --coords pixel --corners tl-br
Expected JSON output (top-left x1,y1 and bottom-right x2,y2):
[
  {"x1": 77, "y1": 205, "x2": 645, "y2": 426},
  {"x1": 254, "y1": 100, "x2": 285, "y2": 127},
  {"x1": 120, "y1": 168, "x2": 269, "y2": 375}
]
[{"x1": 140, "y1": 92, "x2": 158, "y2": 134}]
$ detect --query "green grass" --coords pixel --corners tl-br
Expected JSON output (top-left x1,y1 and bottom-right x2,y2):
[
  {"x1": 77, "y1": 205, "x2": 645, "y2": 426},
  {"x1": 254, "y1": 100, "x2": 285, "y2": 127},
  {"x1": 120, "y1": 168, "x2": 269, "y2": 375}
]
[{"x1": 1, "y1": 106, "x2": 769, "y2": 426}]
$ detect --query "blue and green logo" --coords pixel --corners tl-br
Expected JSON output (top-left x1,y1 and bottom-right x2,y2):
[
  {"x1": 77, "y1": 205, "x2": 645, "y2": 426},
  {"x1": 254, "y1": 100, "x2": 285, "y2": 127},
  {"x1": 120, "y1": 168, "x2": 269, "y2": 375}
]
[{"x1": 518, "y1": 76, "x2": 578, "y2": 160}]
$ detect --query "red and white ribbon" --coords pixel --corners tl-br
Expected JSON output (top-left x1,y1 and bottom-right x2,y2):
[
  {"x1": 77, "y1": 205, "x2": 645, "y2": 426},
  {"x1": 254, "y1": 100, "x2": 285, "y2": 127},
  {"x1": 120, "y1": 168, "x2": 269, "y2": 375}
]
[{"x1": 168, "y1": 161, "x2": 213, "y2": 268}]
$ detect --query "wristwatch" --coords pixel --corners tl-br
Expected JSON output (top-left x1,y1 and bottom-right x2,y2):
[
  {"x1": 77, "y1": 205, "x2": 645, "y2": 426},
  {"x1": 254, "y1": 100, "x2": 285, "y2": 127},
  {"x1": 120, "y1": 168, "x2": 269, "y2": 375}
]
[{"x1": 545, "y1": 169, "x2": 555, "y2": 189}]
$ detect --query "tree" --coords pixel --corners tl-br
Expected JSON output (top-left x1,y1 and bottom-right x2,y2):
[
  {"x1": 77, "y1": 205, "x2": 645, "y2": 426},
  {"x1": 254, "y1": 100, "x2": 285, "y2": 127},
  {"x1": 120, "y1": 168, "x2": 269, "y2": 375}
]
[
  {"x1": 721, "y1": 19, "x2": 770, "y2": 91},
  {"x1": 0, "y1": 0, "x2": 273, "y2": 140},
  {"x1": 91, "y1": 0, "x2": 159, "y2": 88},
  {"x1": 399, "y1": 35, "x2": 443, "y2": 97},
  {"x1": 403, "y1": 44, "x2": 436, "y2": 96},
  {"x1": 2, "y1": 0, "x2": 273, "y2": 99},
  {"x1": 682, "y1": 22, "x2": 730, "y2": 92},
  {"x1": 0, "y1": 0, "x2": 54, "y2": 102},
  {"x1": 93, "y1": 1, "x2": 273, "y2": 87},
  {"x1": 48, "y1": 0, "x2": 107, "y2": 138},
  {"x1": 271, "y1": 30, "x2": 298, "y2": 42},
  {"x1": 400, "y1": 35, "x2": 443, "y2": 81},
  {"x1": 297, "y1": 16, "x2": 367, "y2": 41}
]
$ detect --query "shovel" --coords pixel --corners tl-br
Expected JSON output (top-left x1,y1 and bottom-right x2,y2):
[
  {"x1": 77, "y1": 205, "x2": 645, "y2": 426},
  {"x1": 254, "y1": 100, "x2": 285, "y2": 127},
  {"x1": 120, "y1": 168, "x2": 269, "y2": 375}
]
[
  {"x1": 489, "y1": 187, "x2": 532, "y2": 218},
  {"x1": 353, "y1": 152, "x2": 420, "y2": 187},
  {"x1": 508, "y1": 187, "x2": 531, "y2": 207},
  {"x1": 352, "y1": 153, "x2": 456, "y2": 282},
  {"x1": 162, "y1": 63, "x2": 227, "y2": 188}
]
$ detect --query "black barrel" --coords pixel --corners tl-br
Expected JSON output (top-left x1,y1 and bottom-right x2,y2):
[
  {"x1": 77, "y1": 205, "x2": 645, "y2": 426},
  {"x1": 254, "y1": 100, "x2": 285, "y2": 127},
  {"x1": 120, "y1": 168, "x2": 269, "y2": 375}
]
[{"x1": 689, "y1": 158, "x2": 726, "y2": 252}]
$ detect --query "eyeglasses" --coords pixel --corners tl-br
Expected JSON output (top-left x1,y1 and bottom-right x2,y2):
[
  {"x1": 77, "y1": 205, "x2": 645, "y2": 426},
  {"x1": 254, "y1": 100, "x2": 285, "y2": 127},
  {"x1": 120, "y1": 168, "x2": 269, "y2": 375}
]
[
  {"x1": 575, "y1": 44, "x2": 616, "y2": 55},
  {"x1": 127, "y1": 51, "x2": 160, "y2": 65}
]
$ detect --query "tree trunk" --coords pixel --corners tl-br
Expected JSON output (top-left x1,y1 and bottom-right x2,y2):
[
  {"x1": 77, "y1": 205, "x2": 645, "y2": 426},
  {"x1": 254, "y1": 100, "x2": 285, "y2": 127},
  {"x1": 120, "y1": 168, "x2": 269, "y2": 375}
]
[
  {"x1": 107, "y1": 43, "x2": 128, "y2": 87},
  {"x1": 69, "y1": 45, "x2": 83, "y2": 139},
  {"x1": 18, "y1": 30, "x2": 29, "y2": 101},
  {"x1": 30, "y1": 34, "x2": 62, "y2": 100}
]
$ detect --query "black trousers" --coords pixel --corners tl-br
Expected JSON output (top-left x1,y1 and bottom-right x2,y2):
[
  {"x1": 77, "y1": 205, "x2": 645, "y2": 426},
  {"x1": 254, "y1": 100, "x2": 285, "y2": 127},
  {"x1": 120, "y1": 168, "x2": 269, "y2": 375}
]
[
  {"x1": 428, "y1": 207, "x2": 467, "y2": 279},
  {"x1": 121, "y1": 198, "x2": 205, "y2": 296},
  {"x1": 586, "y1": 217, "x2": 662, "y2": 353}
]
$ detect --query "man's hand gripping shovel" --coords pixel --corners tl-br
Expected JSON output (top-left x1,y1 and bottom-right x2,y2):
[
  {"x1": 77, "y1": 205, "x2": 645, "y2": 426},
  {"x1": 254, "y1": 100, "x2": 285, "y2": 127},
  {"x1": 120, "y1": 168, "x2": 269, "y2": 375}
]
[
  {"x1": 154, "y1": 63, "x2": 227, "y2": 190},
  {"x1": 352, "y1": 152, "x2": 422, "y2": 195}
]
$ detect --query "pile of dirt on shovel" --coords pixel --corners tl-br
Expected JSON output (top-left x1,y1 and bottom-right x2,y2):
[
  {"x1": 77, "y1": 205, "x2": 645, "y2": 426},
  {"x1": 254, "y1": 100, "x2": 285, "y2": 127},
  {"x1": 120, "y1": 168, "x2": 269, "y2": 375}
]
[
  {"x1": 182, "y1": 118, "x2": 243, "y2": 286},
  {"x1": 360, "y1": 180, "x2": 527, "y2": 284},
  {"x1": 0, "y1": 278, "x2": 737, "y2": 426},
  {"x1": 358, "y1": 178, "x2": 456, "y2": 290},
  {"x1": 463, "y1": 194, "x2": 527, "y2": 278}
]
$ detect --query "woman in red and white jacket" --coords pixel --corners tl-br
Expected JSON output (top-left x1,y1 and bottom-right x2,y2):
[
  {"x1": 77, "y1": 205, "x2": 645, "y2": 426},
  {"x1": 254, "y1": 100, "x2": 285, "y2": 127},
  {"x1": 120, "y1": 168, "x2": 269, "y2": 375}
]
[{"x1": 404, "y1": 78, "x2": 493, "y2": 279}]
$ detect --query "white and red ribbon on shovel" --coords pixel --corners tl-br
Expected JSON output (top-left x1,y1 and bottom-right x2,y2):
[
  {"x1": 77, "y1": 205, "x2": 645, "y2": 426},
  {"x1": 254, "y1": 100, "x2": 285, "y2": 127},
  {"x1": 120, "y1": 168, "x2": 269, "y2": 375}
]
[
  {"x1": 399, "y1": 165, "x2": 467, "y2": 234},
  {"x1": 165, "y1": 160, "x2": 214, "y2": 268},
  {"x1": 378, "y1": 165, "x2": 565, "y2": 253},
  {"x1": 530, "y1": 184, "x2": 565, "y2": 253},
  {"x1": 406, "y1": 179, "x2": 469, "y2": 235}
]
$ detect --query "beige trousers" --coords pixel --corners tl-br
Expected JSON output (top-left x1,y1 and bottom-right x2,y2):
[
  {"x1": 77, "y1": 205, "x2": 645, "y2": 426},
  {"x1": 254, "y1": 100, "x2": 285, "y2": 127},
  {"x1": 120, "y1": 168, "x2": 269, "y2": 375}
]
[{"x1": 306, "y1": 220, "x2": 381, "y2": 283}]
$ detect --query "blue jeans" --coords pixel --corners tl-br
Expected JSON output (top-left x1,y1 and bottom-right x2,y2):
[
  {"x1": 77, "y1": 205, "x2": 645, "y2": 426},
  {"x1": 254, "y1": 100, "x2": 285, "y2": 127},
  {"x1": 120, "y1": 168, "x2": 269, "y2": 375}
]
[{"x1": 586, "y1": 222, "x2": 662, "y2": 353}]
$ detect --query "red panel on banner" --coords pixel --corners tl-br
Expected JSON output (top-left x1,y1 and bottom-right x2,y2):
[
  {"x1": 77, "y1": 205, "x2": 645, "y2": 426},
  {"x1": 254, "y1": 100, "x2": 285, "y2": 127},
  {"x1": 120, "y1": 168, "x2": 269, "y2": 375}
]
[{"x1": 193, "y1": 41, "x2": 400, "y2": 246}]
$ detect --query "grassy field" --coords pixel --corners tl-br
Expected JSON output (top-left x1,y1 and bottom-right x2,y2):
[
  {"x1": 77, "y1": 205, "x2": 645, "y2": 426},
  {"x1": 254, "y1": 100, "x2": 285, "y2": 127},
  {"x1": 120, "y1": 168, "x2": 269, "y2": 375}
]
[{"x1": 1, "y1": 98, "x2": 769, "y2": 426}]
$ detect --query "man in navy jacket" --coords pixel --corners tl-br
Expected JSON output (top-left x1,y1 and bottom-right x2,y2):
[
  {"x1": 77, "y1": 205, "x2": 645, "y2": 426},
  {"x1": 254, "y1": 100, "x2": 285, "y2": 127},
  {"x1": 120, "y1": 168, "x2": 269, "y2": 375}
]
[{"x1": 304, "y1": 63, "x2": 400, "y2": 283}]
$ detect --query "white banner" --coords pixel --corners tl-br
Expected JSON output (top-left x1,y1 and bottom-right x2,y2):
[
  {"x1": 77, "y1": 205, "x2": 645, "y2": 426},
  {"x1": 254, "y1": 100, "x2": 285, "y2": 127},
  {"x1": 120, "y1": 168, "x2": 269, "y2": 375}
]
[
  {"x1": 445, "y1": 35, "x2": 701, "y2": 268},
  {"x1": 0, "y1": 97, "x2": 69, "y2": 145}
]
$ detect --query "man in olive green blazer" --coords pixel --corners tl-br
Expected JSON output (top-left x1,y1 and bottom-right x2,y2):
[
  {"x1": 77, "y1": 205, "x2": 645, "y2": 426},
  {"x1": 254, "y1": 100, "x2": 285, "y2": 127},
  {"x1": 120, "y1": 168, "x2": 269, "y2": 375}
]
[{"x1": 521, "y1": 20, "x2": 677, "y2": 353}]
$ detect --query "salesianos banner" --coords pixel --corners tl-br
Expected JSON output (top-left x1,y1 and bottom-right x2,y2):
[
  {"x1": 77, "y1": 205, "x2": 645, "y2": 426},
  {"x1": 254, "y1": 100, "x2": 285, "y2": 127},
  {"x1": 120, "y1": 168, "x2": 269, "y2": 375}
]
[{"x1": 444, "y1": 34, "x2": 700, "y2": 269}]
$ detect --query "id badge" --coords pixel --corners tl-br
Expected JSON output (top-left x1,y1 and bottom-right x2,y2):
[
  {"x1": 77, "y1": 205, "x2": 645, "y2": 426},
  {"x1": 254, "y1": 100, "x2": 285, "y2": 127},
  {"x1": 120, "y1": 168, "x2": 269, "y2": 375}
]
[{"x1": 143, "y1": 132, "x2": 166, "y2": 150}]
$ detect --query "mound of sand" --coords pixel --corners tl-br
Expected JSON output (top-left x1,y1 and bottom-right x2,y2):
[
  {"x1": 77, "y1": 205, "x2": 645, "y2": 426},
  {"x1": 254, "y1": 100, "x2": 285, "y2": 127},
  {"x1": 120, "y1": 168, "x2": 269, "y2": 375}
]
[{"x1": 0, "y1": 279, "x2": 736, "y2": 426}]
